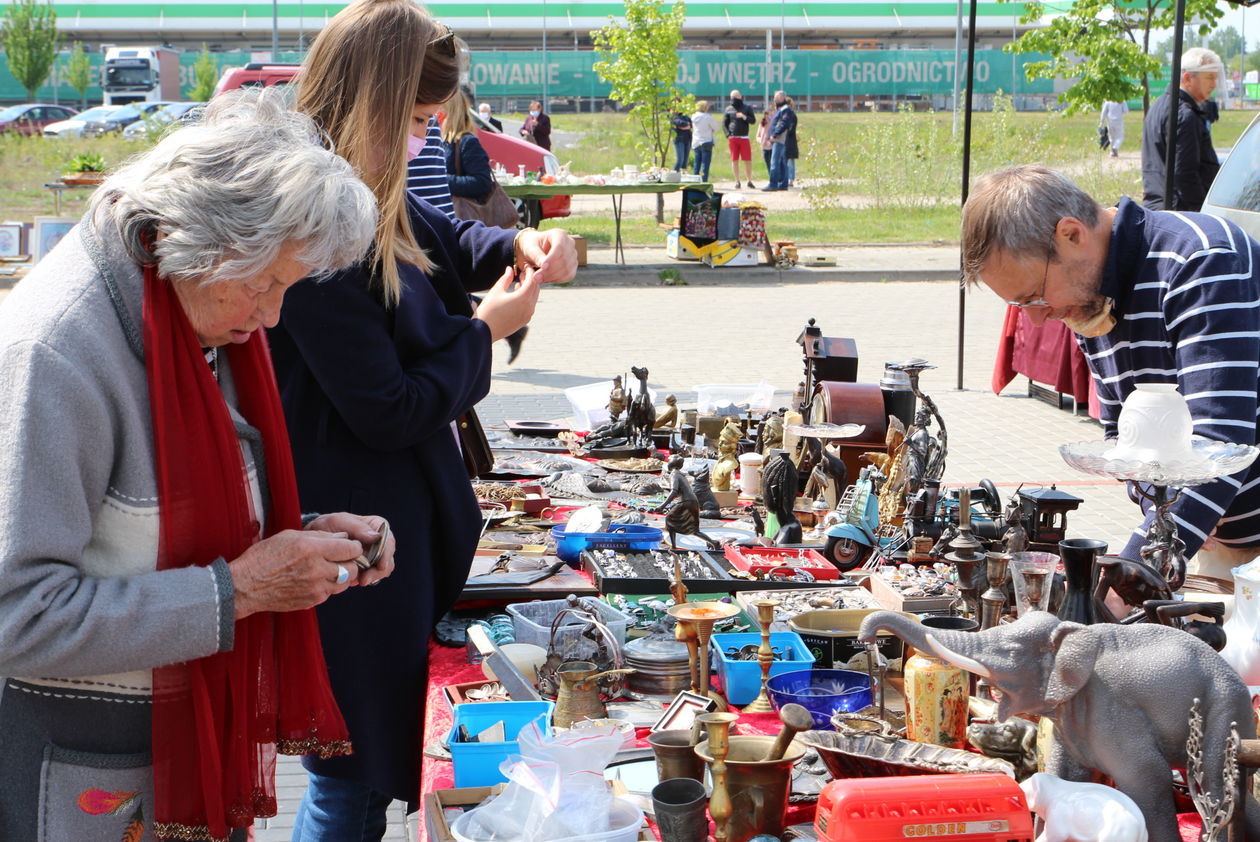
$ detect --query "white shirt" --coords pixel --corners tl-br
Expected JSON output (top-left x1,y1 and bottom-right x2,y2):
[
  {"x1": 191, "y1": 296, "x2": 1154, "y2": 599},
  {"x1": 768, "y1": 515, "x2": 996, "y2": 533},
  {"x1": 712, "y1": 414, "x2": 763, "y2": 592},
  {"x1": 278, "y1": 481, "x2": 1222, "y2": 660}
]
[{"x1": 691, "y1": 112, "x2": 717, "y2": 147}]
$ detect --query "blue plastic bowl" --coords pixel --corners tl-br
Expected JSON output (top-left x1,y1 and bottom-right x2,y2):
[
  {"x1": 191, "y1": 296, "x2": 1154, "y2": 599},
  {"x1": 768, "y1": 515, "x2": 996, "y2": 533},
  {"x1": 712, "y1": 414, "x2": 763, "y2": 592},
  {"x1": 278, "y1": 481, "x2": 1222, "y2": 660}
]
[
  {"x1": 549, "y1": 524, "x2": 663, "y2": 564},
  {"x1": 765, "y1": 668, "x2": 873, "y2": 729}
]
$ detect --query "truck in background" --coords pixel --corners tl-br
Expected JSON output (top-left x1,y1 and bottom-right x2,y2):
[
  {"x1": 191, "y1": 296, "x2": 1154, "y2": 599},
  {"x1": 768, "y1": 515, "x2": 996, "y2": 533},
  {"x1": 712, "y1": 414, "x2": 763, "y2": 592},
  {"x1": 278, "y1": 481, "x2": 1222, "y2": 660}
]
[{"x1": 102, "y1": 46, "x2": 181, "y2": 105}]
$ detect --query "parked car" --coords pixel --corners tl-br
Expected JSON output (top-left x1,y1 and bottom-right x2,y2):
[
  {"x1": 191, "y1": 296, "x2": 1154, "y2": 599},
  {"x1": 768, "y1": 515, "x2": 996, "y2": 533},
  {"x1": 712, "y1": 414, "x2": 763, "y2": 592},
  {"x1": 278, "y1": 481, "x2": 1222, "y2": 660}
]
[
  {"x1": 0, "y1": 103, "x2": 78, "y2": 136},
  {"x1": 213, "y1": 63, "x2": 302, "y2": 96},
  {"x1": 1203, "y1": 112, "x2": 1260, "y2": 239},
  {"x1": 472, "y1": 111, "x2": 571, "y2": 223},
  {"x1": 82, "y1": 101, "x2": 174, "y2": 137},
  {"x1": 44, "y1": 106, "x2": 124, "y2": 138},
  {"x1": 122, "y1": 101, "x2": 205, "y2": 140}
]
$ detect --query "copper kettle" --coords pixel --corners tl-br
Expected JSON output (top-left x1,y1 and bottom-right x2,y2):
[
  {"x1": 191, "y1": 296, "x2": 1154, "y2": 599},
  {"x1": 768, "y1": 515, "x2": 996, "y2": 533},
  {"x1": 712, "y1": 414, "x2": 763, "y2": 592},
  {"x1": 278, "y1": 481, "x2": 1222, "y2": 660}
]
[{"x1": 553, "y1": 660, "x2": 635, "y2": 728}]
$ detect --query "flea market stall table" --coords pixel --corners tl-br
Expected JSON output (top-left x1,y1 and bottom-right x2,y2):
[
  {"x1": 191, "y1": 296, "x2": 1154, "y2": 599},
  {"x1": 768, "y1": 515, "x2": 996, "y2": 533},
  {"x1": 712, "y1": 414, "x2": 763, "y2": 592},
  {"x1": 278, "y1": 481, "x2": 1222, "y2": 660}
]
[
  {"x1": 990, "y1": 305, "x2": 1099, "y2": 418},
  {"x1": 500, "y1": 182, "x2": 712, "y2": 264}
]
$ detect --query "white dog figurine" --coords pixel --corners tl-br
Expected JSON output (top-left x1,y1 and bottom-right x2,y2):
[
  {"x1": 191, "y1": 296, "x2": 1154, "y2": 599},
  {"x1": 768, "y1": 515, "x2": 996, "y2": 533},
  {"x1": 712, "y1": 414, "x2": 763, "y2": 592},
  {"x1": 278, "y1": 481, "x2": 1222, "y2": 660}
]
[{"x1": 1021, "y1": 773, "x2": 1148, "y2": 842}]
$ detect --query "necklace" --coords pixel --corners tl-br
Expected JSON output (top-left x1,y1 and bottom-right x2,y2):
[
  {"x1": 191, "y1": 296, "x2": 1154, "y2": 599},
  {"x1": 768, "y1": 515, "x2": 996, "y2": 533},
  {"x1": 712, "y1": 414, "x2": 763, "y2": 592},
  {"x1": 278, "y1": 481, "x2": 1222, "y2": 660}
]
[{"x1": 203, "y1": 346, "x2": 219, "y2": 382}]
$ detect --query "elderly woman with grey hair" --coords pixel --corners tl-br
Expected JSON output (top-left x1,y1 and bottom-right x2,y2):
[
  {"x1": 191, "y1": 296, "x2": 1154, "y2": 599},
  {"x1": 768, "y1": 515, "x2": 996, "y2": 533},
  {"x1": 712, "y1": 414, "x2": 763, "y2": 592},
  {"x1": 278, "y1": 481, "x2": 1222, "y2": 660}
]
[{"x1": 0, "y1": 90, "x2": 393, "y2": 842}]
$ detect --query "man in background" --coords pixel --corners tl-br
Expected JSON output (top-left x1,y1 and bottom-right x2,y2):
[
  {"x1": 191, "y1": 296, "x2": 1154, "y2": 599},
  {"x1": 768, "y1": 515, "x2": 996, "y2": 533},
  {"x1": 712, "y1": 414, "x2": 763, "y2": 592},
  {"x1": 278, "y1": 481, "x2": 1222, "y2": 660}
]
[
  {"x1": 723, "y1": 89, "x2": 756, "y2": 188},
  {"x1": 477, "y1": 102, "x2": 504, "y2": 132},
  {"x1": 1141, "y1": 47, "x2": 1222, "y2": 211},
  {"x1": 763, "y1": 91, "x2": 795, "y2": 192}
]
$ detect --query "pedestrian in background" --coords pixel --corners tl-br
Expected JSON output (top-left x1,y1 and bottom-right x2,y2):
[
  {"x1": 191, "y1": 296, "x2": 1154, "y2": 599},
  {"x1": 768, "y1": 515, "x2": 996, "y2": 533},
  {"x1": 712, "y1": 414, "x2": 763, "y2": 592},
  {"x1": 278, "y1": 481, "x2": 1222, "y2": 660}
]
[
  {"x1": 691, "y1": 99, "x2": 716, "y2": 182},
  {"x1": 477, "y1": 101, "x2": 503, "y2": 132},
  {"x1": 520, "y1": 99, "x2": 551, "y2": 150},
  {"x1": 756, "y1": 112, "x2": 773, "y2": 179},
  {"x1": 1099, "y1": 99, "x2": 1128, "y2": 158},
  {"x1": 670, "y1": 105, "x2": 692, "y2": 172},
  {"x1": 763, "y1": 90, "x2": 795, "y2": 191},
  {"x1": 723, "y1": 88, "x2": 756, "y2": 188},
  {"x1": 1141, "y1": 46, "x2": 1222, "y2": 211},
  {"x1": 785, "y1": 95, "x2": 799, "y2": 187}
]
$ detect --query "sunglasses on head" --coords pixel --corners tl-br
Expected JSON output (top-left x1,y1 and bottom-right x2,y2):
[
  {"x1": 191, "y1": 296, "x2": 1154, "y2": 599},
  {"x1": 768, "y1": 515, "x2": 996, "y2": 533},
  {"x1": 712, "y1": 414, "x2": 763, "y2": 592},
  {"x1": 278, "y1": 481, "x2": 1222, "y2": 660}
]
[{"x1": 428, "y1": 24, "x2": 456, "y2": 56}]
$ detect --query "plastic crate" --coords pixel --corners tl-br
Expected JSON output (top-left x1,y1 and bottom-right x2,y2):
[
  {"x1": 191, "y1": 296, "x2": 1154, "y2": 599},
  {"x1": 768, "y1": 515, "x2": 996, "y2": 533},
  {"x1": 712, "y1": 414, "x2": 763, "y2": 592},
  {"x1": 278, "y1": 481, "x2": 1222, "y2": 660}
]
[
  {"x1": 447, "y1": 700, "x2": 554, "y2": 787},
  {"x1": 710, "y1": 631, "x2": 816, "y2": 706},
  {"x1": 723, "y1": 545, "x2": 841, "y2": 580},
  {"x1": 549, "y1": 524, "x2": 662, "y2": 564},
  {"x1": 506, "y1": 596, "x2": 632, "y2": 660}
]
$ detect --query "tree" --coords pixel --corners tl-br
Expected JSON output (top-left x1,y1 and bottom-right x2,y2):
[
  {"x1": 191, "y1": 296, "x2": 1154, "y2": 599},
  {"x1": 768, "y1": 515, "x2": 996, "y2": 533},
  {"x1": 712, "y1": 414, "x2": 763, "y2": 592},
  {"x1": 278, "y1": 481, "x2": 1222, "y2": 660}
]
[
  {"x1": 998, "y1": 0, "x2": 1223, "y2": 114},
  {"x1": 1, "y1": 0, "x2": 59, "y2": 100},
  {"x1": 188, "y1": 45, "x2": 218, "y2": 101},
  {"x1": 1208, "y1": 26, "x2": 1244, "y2": 65},
  {"x1": 64, "y1": 42, "x2": 91, "y2": 109},
  {"x1": 592, "y1": 0, "x2": 692, "y2": 222}
]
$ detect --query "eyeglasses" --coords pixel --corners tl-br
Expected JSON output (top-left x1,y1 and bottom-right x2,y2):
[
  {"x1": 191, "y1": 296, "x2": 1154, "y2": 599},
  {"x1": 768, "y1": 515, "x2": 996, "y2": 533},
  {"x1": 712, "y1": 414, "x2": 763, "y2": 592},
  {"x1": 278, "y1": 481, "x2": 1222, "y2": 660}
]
[
  {"x1": 428, "y1": 24, "x2": 457, "y2": 56},
  {"x1": 1006, "y1": 252, "x2": 1052, "y2": 310}
]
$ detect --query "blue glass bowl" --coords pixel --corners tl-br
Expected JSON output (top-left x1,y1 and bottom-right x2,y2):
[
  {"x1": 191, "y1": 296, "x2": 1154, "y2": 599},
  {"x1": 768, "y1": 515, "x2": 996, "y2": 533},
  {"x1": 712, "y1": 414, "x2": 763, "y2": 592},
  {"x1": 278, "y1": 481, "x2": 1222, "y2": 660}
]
[{"x1": 765, "y1": 668, "x2": 873, "y2": 729}]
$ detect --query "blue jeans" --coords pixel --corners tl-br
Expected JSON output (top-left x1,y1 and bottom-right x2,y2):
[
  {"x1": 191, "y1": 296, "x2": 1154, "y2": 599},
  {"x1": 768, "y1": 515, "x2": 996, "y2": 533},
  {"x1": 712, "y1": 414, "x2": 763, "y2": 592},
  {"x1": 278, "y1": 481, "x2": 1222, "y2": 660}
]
[
  {"x1": 692, "y1": 141, "x2": 713, "y2": 181},
  {"x1": 292, "y1": 771, "x2": 394, "y2": 842},
  {"x1": 673, "y1": 138, "x2": 690, "y2": 171},
  {"x1": 768, "y1": 142, "x2": 788, "y2": 189},
  {"x1": 787, "y1": 158, "x2": 796, "y2": 185}
]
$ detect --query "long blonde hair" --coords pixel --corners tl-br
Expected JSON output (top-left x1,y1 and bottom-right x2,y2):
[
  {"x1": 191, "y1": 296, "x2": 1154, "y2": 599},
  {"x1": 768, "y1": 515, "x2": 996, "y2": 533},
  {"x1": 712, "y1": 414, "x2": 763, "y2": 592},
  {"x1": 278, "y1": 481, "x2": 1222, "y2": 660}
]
[
  {"x1": 296, "y1": 0, "x2": 460, "y2": 304},
  {"x1": 440, "y1": 89, "x2": 476, "y2": 144}
]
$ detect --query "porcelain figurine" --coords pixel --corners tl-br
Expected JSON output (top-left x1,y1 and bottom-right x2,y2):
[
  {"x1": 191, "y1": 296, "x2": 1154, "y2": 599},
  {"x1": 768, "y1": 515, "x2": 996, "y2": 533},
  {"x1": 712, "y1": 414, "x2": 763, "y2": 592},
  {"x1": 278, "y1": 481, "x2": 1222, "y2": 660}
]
[
  {"x1": 656, "y1": 394, "x2": 679, "y2": 430},
  {"x1": 859, "y1": 610, "x2": 1258, "y2": 842},
  {"x1": 656, "y1": 455, "x2": 721, "y2": 550},
  {"x1": 1221, "y1": 558, "x2": 1260, "y2": 684},
  {"x1": 607, "y1": 375, "x2": 627, "y2": 421},
  {"x1": 712, "y1": 419, "x2": 742, "y2": 492},
  {"x1": 1021, "y1": 773, "x2": 1149, "y2": 842}
]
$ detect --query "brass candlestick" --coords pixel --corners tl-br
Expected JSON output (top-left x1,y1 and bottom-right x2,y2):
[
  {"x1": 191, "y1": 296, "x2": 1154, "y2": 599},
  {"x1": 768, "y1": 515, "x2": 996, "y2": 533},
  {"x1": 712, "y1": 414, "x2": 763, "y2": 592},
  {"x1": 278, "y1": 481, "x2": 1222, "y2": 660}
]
[
  {"x1": 668, "y1": 600, "x2": 740, "y2": 709},
  {"x1": 979, "y1": 551, "x2": 1011, "y2": 631},
  {"x1": 697, "y1": 711, "x2": 739, "y2": 842},
  {"x1": 943, "y1": 487, "x2": 986, "y2": 617},
  {"x1": 743, "y1": 599, "x2": 780, "y2": 712},
  {"x1": 670, "y1": 558, "x2": 699, "y2": 693}
]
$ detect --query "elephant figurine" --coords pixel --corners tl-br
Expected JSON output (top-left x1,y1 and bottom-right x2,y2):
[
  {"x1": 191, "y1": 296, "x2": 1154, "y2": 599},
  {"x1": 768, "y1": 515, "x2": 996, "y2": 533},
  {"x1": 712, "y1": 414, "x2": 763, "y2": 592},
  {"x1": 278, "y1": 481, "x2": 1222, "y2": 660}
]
[
  {"x1": 1021, "y1": 772, "x2": 1148, "y2": 842},
  {"x1": 857, "y1": 610, "x2": 1259, "y2": 842}
]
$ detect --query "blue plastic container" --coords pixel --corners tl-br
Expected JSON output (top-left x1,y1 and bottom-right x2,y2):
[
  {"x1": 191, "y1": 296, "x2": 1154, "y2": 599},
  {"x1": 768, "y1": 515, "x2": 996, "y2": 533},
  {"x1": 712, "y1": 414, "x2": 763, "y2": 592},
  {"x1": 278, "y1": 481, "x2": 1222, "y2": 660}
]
[
  {"x1": 766, "y1": 668, "x2": 873, "y2": 729},
  {"x1": 550, "y1": 524, "x2": 663, "y2": 564},
  {"x1": 447, "y1": 700, "x2": 554, "y2": 787},
  {"x1": 710, "y1": 632, "x2": 816, "y2": 706}
]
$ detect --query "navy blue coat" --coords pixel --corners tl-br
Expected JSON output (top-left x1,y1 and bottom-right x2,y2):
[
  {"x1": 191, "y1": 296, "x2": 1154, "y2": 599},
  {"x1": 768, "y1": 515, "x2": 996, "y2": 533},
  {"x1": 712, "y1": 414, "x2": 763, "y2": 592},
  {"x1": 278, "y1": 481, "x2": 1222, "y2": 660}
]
[{"x1": 268, "y1": 195, "x2": 516, "y2": 803}]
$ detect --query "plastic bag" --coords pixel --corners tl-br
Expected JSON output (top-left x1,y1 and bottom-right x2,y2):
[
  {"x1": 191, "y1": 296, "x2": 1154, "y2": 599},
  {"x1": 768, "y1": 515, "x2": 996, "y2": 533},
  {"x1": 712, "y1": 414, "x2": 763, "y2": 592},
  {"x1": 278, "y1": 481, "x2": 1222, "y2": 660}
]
[{"x1": 452, "y1": 720, "x2": 626, "y2": 842}]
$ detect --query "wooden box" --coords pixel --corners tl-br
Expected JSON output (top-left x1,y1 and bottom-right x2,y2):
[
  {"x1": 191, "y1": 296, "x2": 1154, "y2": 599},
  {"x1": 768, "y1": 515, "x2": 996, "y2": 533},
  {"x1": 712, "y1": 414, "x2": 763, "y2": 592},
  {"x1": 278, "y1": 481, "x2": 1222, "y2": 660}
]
[
  {"x1": 869, "y1": 570, "x2": 959, "y2": 613},
  {"x1": 424, "y1": 785, "x2": 506, "y2": 842}
]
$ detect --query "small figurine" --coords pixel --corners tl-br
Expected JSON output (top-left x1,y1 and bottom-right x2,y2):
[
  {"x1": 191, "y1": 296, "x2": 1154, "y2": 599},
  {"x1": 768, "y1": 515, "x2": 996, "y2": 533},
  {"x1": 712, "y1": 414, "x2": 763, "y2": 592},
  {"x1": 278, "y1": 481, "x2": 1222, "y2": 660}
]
[
  {"x1": 1001, "y1": 496, "x2": 1028, "y2": 554},
  {"x1": 690, "y1": 465, "x2": 723, "y2": 519},
  {"x1": 966, "y1": 718, "x2": 1038, "y2": 781},
  {"x1": 656, "y1": 394, "x2": 679, "y2": 430},
  {"x1": 627, "y1": 366, "x2": 656, "y2": 449},
  {"x1": 801, "y1": 438, "x2": 847, "y2": 511},
  {"x1": 712, "y1": 418, "x2": 742, "y2": 492},
  {"x1": 757, "y1": 412, "x2": 784, "y2": 455},
  {"x1": 607, "y1": 375, "x2": 626, "y2": 421},
  {"x1": 655, "y1": 455, "x2": 721, "y2": 550},
  {"x1": 1021, "y1": 773, "x2": 1149, "y2": 842},
  {"x1": 761, "y1": 449, "x2": 802, "y2": 544}
]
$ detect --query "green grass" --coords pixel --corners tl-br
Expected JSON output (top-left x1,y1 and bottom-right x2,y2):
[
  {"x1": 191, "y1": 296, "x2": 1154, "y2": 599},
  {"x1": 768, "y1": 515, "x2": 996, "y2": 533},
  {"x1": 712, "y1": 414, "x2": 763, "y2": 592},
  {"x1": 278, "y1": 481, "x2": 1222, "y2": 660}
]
[{"x1": 0, "y1": 133, "x2": 144, "y2": 219}]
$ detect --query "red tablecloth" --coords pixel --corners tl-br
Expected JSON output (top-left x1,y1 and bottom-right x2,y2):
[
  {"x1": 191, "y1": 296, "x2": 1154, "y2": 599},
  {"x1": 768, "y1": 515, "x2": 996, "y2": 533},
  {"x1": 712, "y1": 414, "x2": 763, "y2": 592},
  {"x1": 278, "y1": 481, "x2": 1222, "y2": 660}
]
[{"x1": 991, "y1": 306, "x2": 1100, "y2": 419}]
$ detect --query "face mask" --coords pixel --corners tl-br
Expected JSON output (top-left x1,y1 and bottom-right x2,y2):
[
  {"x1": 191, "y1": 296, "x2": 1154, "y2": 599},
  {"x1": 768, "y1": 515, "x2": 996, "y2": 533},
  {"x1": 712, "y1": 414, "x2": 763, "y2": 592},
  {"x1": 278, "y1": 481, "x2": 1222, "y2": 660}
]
[
  {"x1": 479, "y1": 110, "x2": 491, "y2": 120},
  {"x1": 775, "y1": 100, "x2": 785, "y2": 108},
  {"x1": 1061, "y1": 298, "x2": 1116, "y2": 338},
  {"x1": 529, "y1": 110, "x2": 540, "y2": 118},
  {"x1": 406, "y1": 132, "x2": 425, "y2": 159},
  {"x1": 732, "y1": 98, "x2": 743, "y2": 105}
]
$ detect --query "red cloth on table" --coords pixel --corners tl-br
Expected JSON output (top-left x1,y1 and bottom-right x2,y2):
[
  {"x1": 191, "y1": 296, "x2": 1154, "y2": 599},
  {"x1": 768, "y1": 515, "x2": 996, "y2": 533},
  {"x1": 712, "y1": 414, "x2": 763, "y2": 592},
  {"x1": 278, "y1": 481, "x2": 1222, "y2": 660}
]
[{"x1": 991, "y1": 306, "x2": 1100, "y2": 419}]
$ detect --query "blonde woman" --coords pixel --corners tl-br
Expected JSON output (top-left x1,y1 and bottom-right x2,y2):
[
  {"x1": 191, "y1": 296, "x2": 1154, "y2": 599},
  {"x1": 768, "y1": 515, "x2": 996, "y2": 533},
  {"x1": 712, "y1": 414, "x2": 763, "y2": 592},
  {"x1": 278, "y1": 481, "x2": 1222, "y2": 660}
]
[
  {"x1": 441, "y1": 88, "x2": 495, "y2": 201},
  {"x1": 690, "y1": 99, "x2": 717, "y2": 181},
  {"x1": 270, "y1": 1, "x2": 577, "y2": 837}
]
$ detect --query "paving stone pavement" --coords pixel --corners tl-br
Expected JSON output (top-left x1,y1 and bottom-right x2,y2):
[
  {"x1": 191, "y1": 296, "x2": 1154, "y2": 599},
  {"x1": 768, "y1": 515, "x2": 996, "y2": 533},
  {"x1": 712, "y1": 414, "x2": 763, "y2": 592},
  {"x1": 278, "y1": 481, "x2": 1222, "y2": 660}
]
[{"x1": 0, "y1": 275, "x2": 1145, "y2": 842}]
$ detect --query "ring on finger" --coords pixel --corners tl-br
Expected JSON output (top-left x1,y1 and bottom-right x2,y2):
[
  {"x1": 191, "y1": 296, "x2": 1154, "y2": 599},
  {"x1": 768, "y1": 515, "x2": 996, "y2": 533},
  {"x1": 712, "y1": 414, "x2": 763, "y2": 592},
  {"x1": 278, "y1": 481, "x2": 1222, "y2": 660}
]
[{"x1": 335, "y1": 565, "x2": 350, "y2": 585}]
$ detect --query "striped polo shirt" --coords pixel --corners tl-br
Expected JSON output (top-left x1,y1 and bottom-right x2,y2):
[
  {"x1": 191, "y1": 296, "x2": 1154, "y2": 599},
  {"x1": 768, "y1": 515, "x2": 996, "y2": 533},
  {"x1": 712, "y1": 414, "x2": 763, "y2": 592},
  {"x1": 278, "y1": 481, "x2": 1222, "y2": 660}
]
[
  {"x1": 406, "y1": 116, "x2": 455, "y2": 219},
  {"x1": 1080, "y1": 197, "x2": 1260, "y2": 560}
]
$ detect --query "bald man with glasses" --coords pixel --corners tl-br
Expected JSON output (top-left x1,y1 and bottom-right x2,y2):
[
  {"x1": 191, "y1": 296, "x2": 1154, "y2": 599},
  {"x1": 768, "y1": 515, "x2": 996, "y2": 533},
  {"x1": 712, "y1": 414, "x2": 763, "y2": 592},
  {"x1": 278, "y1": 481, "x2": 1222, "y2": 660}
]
[{"x1": 963, "y1": 164, "x2": 1260, "y2": 582}]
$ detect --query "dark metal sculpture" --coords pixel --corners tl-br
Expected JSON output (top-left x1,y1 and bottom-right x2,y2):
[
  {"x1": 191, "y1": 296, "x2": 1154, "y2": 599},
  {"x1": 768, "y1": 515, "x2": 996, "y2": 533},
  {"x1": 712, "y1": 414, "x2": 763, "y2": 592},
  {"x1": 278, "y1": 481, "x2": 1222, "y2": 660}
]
[
  {"x1": 655, "y1": 455, "x2": 721, "y2": 550},
  {"x1": 690, "y1": 464, "x2": 723, "y2": 519},
  {"x1": 889, "y1": 359, "x2": 946, "y2": 494},
  {"x1": 761, "y1": 449, "x2": 802, "y2": 545},
  {"x1": 627, "y1": 366, "x2": 656, "y2": 450}
]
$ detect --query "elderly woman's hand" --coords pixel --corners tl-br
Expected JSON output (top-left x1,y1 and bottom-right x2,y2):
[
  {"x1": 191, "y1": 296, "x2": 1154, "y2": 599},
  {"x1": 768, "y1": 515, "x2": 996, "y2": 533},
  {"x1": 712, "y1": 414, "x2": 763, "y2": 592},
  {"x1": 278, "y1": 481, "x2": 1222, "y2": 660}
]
[
  {"x1": 305, "y1": 512, "x2": 396, "y2": 587},
  {"x1": 514, "y1": 228, "x2": 578, "y2": 286},
  {"x1": 229, "y1": 529, "x2": 371, "y2": 619}
]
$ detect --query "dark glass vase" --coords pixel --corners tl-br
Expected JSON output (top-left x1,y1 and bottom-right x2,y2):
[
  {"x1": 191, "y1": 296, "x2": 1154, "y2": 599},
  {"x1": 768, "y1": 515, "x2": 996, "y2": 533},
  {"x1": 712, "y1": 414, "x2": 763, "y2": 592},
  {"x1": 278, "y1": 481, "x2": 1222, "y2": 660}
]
[{"x1": 1057, "y1": 538, "x2": 1108, "y2": 625}]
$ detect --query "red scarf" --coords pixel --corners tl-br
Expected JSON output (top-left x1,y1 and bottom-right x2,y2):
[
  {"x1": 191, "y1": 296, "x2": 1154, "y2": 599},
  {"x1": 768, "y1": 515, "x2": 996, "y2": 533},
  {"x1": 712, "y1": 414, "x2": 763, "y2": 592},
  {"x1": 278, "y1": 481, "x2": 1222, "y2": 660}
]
[{"x1": 142, "y1": 263, "x2": 350, "y2": 841}]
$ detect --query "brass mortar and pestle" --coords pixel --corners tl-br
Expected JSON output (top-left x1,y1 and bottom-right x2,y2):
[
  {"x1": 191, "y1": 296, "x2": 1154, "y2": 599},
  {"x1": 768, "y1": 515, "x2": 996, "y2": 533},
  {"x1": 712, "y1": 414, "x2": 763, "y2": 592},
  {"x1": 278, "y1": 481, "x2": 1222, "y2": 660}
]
[
  {"x1": 553, "y1": 661, "x2": 635, "y2": 729},
  {"x1": 695, "y1": 704, "x2": 811, "y2": 842}
]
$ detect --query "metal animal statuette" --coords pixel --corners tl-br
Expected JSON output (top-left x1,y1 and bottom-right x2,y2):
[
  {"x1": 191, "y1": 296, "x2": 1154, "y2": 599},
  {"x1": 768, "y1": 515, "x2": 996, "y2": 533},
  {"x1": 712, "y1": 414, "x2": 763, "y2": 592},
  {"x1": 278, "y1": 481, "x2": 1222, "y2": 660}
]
[
  {"x1": 690, "y1": 464, "x2": 723, "y2": 519},
  {"x1": 655, "y1": 455, "x2": 720, "y2": 550},
  {"x1": 966, "y1": 718, "x2": 1038, "y2": 781}
]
